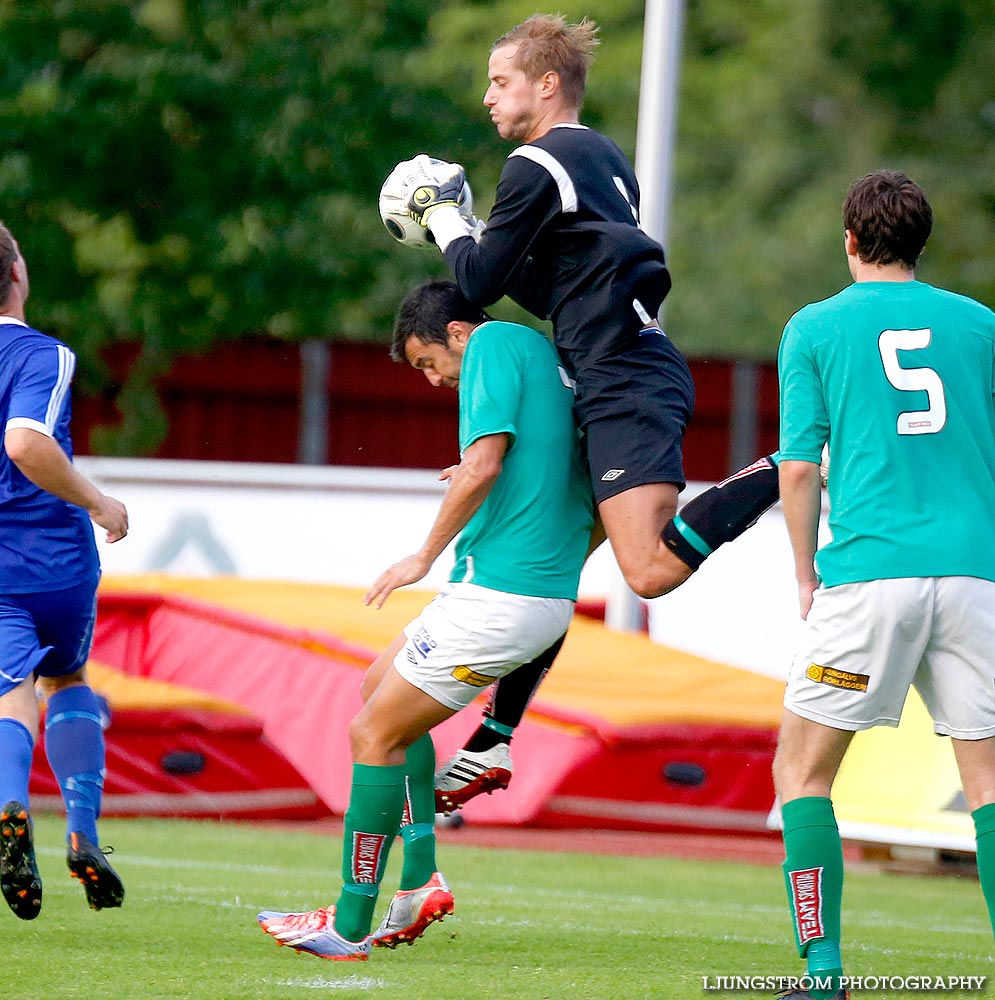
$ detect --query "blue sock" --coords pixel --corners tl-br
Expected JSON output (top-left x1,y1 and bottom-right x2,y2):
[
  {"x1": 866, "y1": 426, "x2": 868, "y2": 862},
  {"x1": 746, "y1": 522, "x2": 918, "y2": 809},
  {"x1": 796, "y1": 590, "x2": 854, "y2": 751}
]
[
  {"x1": 44, "y1": 686, "x2": 105, "y2": 844},
  {"x1": 0, "y1": 719, "x2": 34, "y2": 807}
]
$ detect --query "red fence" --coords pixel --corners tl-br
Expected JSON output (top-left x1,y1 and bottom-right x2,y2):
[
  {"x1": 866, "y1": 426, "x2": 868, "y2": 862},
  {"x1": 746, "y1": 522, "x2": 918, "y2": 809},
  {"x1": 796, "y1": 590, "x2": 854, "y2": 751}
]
[{"x1": 73, "y1": 338, "x2": 779, "y2": 481}]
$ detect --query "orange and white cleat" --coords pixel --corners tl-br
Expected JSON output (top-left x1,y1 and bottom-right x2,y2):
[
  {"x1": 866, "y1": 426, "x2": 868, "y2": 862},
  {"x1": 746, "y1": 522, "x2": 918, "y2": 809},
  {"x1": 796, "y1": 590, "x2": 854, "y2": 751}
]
[
  {"x1": 257, "y1": 904, "x2": 371, "y2": 961},
  {"x1": 371, "y1": 872, "x2": 455, "y2": 949}
]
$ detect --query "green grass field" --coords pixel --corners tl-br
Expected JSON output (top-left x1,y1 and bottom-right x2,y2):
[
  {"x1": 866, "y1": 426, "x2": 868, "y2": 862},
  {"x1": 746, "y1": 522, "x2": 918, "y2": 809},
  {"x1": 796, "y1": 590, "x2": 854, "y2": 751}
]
[{"x1": 7, "y1": 815, "x2": 991, "y2": 999}]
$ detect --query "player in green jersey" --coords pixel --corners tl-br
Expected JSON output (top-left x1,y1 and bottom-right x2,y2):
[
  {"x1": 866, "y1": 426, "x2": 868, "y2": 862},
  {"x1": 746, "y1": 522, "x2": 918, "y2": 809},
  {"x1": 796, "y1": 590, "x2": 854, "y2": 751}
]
[
  {"x1": 256, "y1": 282, "x2": 593, "y2": 960},
  {"x1": 775, "y1": 170, "x2": 995, "y2": 1000}
]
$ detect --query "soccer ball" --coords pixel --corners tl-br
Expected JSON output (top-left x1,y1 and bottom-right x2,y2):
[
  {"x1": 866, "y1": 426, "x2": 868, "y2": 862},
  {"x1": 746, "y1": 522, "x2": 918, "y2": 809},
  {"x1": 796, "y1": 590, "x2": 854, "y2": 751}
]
[
  {"x1": 378, "y1": 157, "x2": 473, "y2": 249},
  {"x1": 378, "y1": 190, "x2": 435, "y2": 248}
]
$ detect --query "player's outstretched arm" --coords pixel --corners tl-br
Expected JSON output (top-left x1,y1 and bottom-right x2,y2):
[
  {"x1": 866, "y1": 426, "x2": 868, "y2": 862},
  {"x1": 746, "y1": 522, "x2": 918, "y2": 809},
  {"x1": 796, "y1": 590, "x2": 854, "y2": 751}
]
[
  {"x1": 5, "y1": 426, "x2": 129, "y2": 542},
  {"x1": 364, "y1": 434, "x2": 508, "y2": 609}
]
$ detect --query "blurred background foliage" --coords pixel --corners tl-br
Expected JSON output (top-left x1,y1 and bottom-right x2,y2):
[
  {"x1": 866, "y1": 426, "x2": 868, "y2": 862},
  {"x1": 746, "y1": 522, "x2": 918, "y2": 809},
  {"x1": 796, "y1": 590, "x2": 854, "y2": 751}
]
[{"x1": 1, "y1": 0, "x2": 993, "y2": 450}]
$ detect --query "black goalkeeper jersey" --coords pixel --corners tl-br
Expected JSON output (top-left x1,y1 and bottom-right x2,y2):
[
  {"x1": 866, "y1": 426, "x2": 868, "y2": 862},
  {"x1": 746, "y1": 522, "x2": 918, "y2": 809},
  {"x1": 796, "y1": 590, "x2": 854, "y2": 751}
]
[{"x1": 444, "y1": 123, "x2": 672, "y2": 377}]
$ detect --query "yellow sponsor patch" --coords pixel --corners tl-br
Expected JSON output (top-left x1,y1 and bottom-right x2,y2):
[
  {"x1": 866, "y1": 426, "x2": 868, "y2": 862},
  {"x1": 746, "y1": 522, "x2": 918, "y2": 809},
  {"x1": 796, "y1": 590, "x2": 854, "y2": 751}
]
[
  {"x1": 806, "y1": 664, "x2": 869, "y2": 692},
  {"x1": 451, "y1": 665, "x2": 494, "y2": 687}
]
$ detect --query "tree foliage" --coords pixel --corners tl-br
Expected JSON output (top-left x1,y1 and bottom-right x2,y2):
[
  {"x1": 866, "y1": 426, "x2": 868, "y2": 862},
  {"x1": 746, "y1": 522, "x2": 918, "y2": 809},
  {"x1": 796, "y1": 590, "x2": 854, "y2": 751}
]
[
  {"x1": 1, "y1": 0, "x2": 463, "y2": 450},
  {"x1": 669, "y1": 0, "x2": 995, "y2": 357},
  {"x1": 2, "y1": 1, "x2": 993, "y2": 451},
  {"x1": 407, "y1": 0, "x2": 995, "y2": 358}
]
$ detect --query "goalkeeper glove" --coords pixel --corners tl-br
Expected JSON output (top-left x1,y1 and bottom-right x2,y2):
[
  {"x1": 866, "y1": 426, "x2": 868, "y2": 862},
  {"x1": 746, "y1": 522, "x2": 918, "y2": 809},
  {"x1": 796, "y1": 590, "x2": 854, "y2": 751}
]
[{"x1": 406, "y1": 162, "x2": 467, "y2": 227}]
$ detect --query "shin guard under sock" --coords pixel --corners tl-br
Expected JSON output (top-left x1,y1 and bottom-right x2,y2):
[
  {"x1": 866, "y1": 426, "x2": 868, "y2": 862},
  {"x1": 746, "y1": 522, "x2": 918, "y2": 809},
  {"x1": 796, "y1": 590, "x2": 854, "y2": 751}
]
[
  {"x1": 972, "y1": 803, "x2": 995, "y2": 939},
  {"x1": 664, "y1": 454, "x2": 780, "y2": 570},
  {"x1": 781, "y1": 796, "x2": 844, "y2": 999},
  {"x1": 399, "y1": 734, "x2": 437, "y2": 890},
  {"x1": 0, "y1": 719, "x2": 34, "y2": 808},
  {"x1": 335, "y1": 762, "x2": 406, "y2": 941},
  {"x1": 43, "y1": 686, "x2": 105, "y2": 844}
]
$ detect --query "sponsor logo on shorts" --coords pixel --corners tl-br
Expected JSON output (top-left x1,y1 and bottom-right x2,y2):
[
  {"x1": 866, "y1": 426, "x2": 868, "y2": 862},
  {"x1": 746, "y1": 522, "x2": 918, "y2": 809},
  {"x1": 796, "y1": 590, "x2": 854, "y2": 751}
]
[
  {"x1": 406, "y1": 648, "x2": 417, "y2": 665},
  {"x1": 411, "y1": 625, "x2": 436, "y2": 659},
  {"x1": 601, "y1": 468, "x2": 625, "y2": 482},
  {"x1": 806, "y1": 664, "x2": 869, "y2": 692},
  {"x1": 789, "y1": 867, "x2": 824, "y2": 945},
  {"x1": 452, "y1": 665, "x2": 495, "y2": 687},
  {"x1": 350, "y1": 832, "x2": 388, "y2": 883}
]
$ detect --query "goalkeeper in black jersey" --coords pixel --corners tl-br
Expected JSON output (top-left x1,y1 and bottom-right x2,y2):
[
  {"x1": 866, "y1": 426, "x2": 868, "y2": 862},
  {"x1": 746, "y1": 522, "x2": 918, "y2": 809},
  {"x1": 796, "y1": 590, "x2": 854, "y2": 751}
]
[
  {"x1": 400, "y1": 13, "x2": 782, "y2": 814},
  {"x1": 411, "y1": 13, "x2": 780, "y2": 601}
]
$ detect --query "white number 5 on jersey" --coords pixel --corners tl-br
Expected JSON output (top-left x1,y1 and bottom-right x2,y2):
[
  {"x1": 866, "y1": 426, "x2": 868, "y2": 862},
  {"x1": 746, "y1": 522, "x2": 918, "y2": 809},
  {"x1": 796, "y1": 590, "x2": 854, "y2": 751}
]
[{"x1": 878, "y1": 328, "x2": 947, "y2": 435}]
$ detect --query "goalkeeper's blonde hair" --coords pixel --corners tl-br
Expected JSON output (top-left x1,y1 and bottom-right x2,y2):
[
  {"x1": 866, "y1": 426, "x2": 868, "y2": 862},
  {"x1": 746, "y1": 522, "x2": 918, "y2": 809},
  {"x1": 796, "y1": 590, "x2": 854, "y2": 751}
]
[{"x1": 494, "y1": 14, "x2": 600, "y2": 109}]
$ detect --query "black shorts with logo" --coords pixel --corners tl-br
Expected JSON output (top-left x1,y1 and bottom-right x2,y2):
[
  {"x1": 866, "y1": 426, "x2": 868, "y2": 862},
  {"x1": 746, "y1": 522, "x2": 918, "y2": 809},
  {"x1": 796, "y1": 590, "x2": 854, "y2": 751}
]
[{"x1": 573, "y1": 330, "x2": 695, "y2": 504}]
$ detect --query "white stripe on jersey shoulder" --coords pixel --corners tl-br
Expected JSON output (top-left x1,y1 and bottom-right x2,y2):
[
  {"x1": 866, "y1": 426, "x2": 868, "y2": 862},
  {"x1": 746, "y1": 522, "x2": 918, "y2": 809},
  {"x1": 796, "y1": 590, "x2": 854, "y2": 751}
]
[
  {"x1": 5, "y1": 416, "x2": 54, "y2": 438},
  {"x1": 44, "y1": 344, "x2": 76, "y2": 432},
  {"x1": 508, "y1": 146, "x2": 578, "y2": 213},
  {"x1": 549, "y1": 123, "x2": 589, "y2": 130}
]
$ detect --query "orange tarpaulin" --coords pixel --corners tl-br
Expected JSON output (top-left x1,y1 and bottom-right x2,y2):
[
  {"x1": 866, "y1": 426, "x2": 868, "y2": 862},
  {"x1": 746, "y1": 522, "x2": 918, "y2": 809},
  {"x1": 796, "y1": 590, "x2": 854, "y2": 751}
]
[
  {"x1": 99, "y1": 574, "x2": 785, "y2": 731},
  {"x1": 90, "y1": 575, "x2": 783, "y2": 831}
]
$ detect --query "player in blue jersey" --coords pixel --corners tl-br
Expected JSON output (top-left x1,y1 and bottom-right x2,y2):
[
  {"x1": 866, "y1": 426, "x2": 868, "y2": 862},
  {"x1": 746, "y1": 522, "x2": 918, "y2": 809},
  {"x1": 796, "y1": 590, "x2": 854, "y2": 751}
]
[
  {"x1": 0, "y1": 221, "x2": 129, "y2": 919},
  {"x1": 257, "y1": 281, "x2": 594, "y2": 960},
  {"x1": 398, "y1": 13, "x2": 781, "y2": 605},
  {"x1": 775, "y1": 170, "x2": 995, "y2": 1000}
]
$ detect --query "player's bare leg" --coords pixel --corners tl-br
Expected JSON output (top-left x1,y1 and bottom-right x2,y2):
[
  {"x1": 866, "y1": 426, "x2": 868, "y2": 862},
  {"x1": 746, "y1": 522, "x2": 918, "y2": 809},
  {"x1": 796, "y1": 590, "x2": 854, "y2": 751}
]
[
  {"x1": 359, "y1": 634, "x2": 406, "y2": 703},
  {"x1": 351, "y1": 666, "x2": 455, "y2": 767},
  {"x1": 772, "y1": 710, "x2": 853, "y2": 802},
  {"x1": 951, "y1": 736, "x2": 995, "y2": 812},
  {"x1": 598, "y1": 482, "x2": 692, "y2": 599},
  {"x1": 598, "y1": 454, "x2": 781, "y2": 601}
]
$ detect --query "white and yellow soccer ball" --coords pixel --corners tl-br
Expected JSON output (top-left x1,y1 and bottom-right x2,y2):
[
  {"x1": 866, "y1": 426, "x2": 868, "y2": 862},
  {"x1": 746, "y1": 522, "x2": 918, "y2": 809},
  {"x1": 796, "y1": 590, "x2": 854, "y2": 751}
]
[{"x1": 378, "y1": 155, "x2": 473, "y2": 249}]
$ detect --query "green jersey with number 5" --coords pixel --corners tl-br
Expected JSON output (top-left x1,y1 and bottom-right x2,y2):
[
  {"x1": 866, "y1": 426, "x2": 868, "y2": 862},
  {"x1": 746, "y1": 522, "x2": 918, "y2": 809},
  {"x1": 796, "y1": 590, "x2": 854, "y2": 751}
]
[{"x1": 778, "y1": 279, "x2": 995, "y2": 587}]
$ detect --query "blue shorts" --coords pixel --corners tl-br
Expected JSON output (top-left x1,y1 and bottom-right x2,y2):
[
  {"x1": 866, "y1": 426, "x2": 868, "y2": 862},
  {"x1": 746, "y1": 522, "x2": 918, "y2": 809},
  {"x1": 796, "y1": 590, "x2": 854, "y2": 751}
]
[
  {"x1": 0, "y1": 577, "x2": 98, "y2": 696},
  {"x1": 574, "y1": 330, "x2": 695, "y2": 504}
]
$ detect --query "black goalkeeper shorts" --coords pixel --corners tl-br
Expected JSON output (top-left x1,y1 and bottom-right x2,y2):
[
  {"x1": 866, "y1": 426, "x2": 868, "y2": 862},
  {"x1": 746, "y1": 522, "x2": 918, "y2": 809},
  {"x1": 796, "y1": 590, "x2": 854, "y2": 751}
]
[{"x1": 574, "y1": 329, "x2": 695, "y2": 505}]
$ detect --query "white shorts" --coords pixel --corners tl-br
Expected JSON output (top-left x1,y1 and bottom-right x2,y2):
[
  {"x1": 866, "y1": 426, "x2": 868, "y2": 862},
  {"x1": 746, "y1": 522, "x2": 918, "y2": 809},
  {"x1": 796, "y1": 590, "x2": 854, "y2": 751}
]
[
  {"x1": 393, "y1": 582, "x2": 574, "y2": 711},
  {"x1": 784, "y1": 576, "x2": 995, "y2": 739}
]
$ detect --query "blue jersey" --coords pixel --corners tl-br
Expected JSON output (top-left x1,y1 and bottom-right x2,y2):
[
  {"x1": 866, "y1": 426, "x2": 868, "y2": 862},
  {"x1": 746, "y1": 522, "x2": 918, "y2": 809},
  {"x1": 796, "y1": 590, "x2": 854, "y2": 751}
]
[
  {"x1": 778, "y1": 280, "x2": 995, "y2": 587},
  {"x1": 0, "y1": 318, "x2": 99, "y2": 592}
]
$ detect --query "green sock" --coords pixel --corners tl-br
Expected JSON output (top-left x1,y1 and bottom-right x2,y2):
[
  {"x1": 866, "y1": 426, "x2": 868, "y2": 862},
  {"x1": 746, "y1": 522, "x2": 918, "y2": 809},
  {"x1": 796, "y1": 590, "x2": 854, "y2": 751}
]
[
  {"x1": 972, "y1": 803, "x2": 995, "y2": 939},
  {"x1": 334, "y1": 762, "x2": 406, "y2": 941},
  {"x1": 399, "y1": 733, "x2": 438, "y2": 890},
  {"x1": 781, "y1": 796, "x2": 844, "y2": 999}
]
